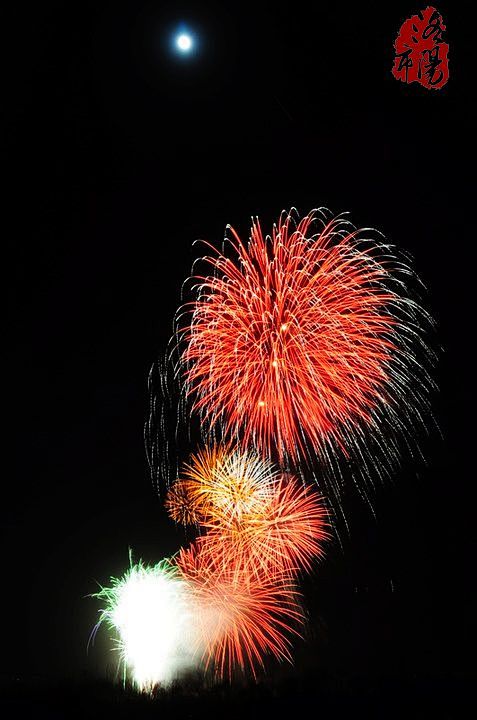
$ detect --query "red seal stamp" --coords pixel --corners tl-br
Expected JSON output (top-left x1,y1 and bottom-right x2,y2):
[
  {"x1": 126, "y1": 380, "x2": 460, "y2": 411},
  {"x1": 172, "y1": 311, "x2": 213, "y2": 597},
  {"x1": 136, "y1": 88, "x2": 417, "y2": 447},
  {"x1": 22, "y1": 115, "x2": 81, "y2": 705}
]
[{"x1": 392, "y1": 7, "x2": 449, "y2": 90}]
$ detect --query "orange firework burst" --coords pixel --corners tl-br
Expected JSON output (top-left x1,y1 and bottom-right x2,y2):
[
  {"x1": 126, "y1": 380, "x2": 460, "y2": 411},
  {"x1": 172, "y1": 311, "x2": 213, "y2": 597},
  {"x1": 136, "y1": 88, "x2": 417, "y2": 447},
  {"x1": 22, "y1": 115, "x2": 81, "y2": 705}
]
[
  {"x1": 176, "y1": 208, "x2": 435, "y2": 473},
  {"x1": 176, "y1": 541, "x2": 305, "y2": 679},
  {"x1": 173, "y1": 445, "x2": 278, "y2": 526},
  {"x1": 165, "y1": 479, "x2": 202, "y2": 526}
]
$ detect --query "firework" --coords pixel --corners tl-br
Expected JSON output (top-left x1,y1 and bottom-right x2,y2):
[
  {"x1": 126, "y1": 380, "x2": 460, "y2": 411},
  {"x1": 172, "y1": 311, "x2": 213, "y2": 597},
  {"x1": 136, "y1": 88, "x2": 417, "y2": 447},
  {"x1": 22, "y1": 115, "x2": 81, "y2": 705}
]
[
  {"x1": 169, "y1": 446, "x2": 328, "y2": 577},
  {"x1": 92, "y1": 546, "x2": 306, "y2": 685},
  {"x1": 176, "y1": 542, "x2": 305, "y2": 680},
  {"x1": 165, "y1": 479, "x2": 203, "y2": 526},
  {"x1": 94, "y1": 448, "x2": 328, "y2": 687},
  {"x1": 165, "y1": 447, "x2": 328, "y2": 678},
  {"x1": 176, "y1": 209, "x2": 435, "y2": 488},
  {"x1": 201, "y1": 476, "x2": 328, "y2": 577},
  {"x1": 92, "y1": 557, "x2": 204, "y2": 690},
  {"x1": 171, "y1": 445, "x2": 279, "y2": 526}
]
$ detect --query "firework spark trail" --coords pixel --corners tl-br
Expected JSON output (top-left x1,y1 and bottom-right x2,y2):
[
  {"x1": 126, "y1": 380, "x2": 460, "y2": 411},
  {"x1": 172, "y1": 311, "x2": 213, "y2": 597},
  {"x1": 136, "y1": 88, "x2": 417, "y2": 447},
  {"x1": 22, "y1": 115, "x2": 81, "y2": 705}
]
[{"x1": 173, "y1": 208, "x2": 436, "y2": 502}]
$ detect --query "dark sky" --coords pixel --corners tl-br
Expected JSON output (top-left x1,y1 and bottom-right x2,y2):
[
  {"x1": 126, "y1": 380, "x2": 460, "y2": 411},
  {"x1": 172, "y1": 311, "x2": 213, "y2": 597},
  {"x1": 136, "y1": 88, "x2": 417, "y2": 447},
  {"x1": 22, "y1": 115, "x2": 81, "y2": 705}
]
[{"x1": 4, "y1": 0, "x2": 473, "y2": 686}]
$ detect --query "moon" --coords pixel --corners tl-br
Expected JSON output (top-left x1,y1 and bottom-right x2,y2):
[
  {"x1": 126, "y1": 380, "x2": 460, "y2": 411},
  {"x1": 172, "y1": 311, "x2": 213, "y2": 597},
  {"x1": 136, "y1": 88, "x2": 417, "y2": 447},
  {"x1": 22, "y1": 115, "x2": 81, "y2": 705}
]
[{"x1": 175, "y1": 32, "x2": 193, "y2": 53}]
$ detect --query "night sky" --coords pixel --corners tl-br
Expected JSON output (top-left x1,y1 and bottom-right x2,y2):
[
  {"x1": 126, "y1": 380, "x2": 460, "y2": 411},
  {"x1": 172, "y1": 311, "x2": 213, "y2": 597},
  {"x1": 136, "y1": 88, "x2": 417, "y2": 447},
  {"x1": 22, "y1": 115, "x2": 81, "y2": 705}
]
[{"x1": 4, "y1": 0, "x2": 474, "y2": 708}]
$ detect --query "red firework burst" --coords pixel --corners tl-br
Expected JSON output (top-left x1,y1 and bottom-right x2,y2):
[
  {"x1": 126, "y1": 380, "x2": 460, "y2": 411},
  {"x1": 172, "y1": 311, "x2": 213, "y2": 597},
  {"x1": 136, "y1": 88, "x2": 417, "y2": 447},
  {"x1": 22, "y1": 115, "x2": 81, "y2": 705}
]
[
  {"x1": 201, "y1": 475, "x2": 329, "y2": 578},
  {"x1": 177, "y1": 541, "x2": 304, "y2": 679},
  {"x1": 177, "y1": 209, "x2": 434, "y2": 465}
]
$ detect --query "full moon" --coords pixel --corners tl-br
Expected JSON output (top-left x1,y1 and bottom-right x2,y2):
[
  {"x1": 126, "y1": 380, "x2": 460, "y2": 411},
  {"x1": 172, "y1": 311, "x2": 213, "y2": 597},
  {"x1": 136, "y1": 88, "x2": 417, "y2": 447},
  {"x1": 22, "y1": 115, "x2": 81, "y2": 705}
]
[{"x1": 176, "y1": 33, "x2": 193, "y2": 53}]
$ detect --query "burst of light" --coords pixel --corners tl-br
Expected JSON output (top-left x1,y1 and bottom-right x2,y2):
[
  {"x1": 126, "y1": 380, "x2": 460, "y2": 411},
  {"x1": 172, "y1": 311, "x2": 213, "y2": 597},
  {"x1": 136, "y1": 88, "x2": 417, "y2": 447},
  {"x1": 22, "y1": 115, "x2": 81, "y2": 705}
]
[
  {"x1": 93, "y1": 558, "x2": 203, "y2": 691},
  {"x1": 176, "y1": 208, "x2": 436, "y2": 496},
  {"x1": 176, "y1": 542, "x2": 305, "y2": 680},
  {"x1": 201, "y1": 475, "x2": 329, "y2": 577},
  {"x1": 170, "y1": 445, "x2": 280, "y2": 528}
]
